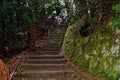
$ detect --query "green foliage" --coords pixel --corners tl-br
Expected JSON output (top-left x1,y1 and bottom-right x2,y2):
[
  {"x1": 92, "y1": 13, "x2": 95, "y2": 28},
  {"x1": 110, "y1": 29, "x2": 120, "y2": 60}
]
[
  {"x1": 64, "y1": 24, "x2": 120, "y2": 79},
  {"x1": 46, "y1": 2, "x2": 64, "y2": 15},
  {"x1": 113, "y1": 4, "x2": 120, "y2": 13},
  {"x1": 112, "y1": 4, "x2": 120, "y2": 29},
  {"x1": 64, "y1": 0, "x2": 120, "y2": 79},
  {"x1": 0, "y1": 0, "x2": 55, "y2": 57}
]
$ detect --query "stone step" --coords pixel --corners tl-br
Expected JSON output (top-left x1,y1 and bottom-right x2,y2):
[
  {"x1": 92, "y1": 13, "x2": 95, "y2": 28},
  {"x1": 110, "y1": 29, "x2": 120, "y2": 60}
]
[
  {"x1": 20, "y1": 76, "x2": 79, "y2": 80},
  {"x1": 44, "y1": 42, "x2": 61, "y2": 45},
  {"x1": 14, "y1": 70, "x2": 80, "y2": 80},
  {"x1": 20, "y1": 70, "x2": 79, "y2": 80},
  {"x1": 37, "y1": 47, "x2": 61, "y2": 50},
  {"x1": 36, "y1": 50, "x2": 59, "y2": 53},
  {"x1": 43, "y1": 45, "x2": 61, "y2": 48},
  {"x1": 48, "y1": 36, "x2": 63, "y2": 39},
  {"x1": 21, "y1": 64, "x2": 69, "y2": 70},
  {"x1": 38, "y1": 49, "x2": 60, "y2": 52},
  {"x1": 48, "y1": 37, "x2": 63, "y2": 39},
  {"x1": 49, "y1": 33, "x2": 63, "y2": 35},
  {"x1": 13, "y1": 25, "x2": 83, "y2": 80},
  {"x1": 35, "y1": 51, "x2": 59, "y2": 55},
  {"x1": 29, "y1": 55, "x2": 64, "y2": 59},
  {"x1": 48, "y1": 38, "x2": 62, "y2": 40},
  {"x1": 45, "y1": 42, "x2": 62, "y2": 45},
  {"x1": 49, "y1": 35, "x2": 63, "y2": 37},
  {"x1": 28, "y1": 59, "x2": 67, "y2": 64},
  {"x1": 21, "y1": 70, "x2": 74, "y2": 77},
  {"x1": 47, "y1": 39, "x2": 63, "y2": 42},
  {"x1": 40, "y1": 47, "x2": 61, "y2": 49},
  {"x1": 43, "y1": 44, "x2": 61, "y2": 47},
  {"x1": 37, "y1": 50, "x2": 60, "y2": 52},
  {"x1": 47, "y1": 42, "x2": 62, "y2": 44},
  {"x1": 38, "y1": 48, "x2": 60, "y2": 51}
]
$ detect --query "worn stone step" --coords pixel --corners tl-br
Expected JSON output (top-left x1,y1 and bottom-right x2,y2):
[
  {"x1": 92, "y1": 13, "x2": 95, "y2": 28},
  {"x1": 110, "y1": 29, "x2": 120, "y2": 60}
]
[
  {"x1": 47, "y1": 41, "x2": 63, "y2": 43},
  {"x1": 48, "y1": 37, "x2": 63, "y2": 39},
  {"x1": 40, "y1": 46, "x2": 61, "y2": 49},
  {"x1": 35, "y1": 51, "x2": 59, "y2": 55},
  {"x1": 21, "y1": 64, "x2": 69, "y2": 70},
  {"x1": 43, "y1": 44, "x2": 61, "y2": 48},
  {"x1": 45, "y1": 42, "x2": 62, "y2": 45},
  {"x1": 49, "y1": 35, "x2": 62, "y2": 38},
  {"x1": 49, "y1": 35, "x2": 63, "y2": 38},
  {"x1": 37, "y1": 50, "x2": 60, "y2": 53},
  {"x1": 39, "y1": 47, "x2": 61, "y2": 50},
  {"x1": 21, "y1": 70, "x2": 74, "y2": 77},
  {"x1": 39, "y1": 48, "x2": 60, "y2": 51},
  {"x1": 20, "y1": 71, "x2": 79, "y2": 80},
  {"x1": 38, "y1": 49, "x2": 60, "y2": 52},
  {"x1": 48, "y1": 36, "x2": 63, "y2": 38},
  {"x1": 29, "y1": 55, "x2": 64, "y2": 59},
  {"x1": 20, "y1": 76, "x2": 79, "y2": 80},
  {"x1": 28, "y1": 59, "x2": 67, "y2": 64},
  {"x1": 47, "y1": 41, "x2": 62, "y2": 44},
  {"x1": 48, "y1": 38, "x2": 63, "y2": 40},
  {"x1": 42, "y1": 45, "x2": 61, "y2": 48},
  {"x1": 48, "y1": 41, "x2": 63, "y2": 43},
  {"x1": 13, "y1": 25, "x2": 84, "y2": 80},
  {"x1": 49, "y1": 33, "x2": 65, "y2": 36},
  {"x1": 37, "y1": 45, "x2": 60, "y2": 48},
  {"x1": 44, "y1": 42, "x2": 61, "y2": 45},
  {"x1": 36, "y1": 50, "x2": 59, "y2": 53},
  {"x1": 47, "y1": 40, "x2": 63, "y2": 42},
  {"x1": 49, "y1": 33, "x2": 65, "y2": 35},
  {"x1": 14, "y1": 71, "x2": 80, "y2": 80},
  {"x1": 40, "y1": 47, "x2": 60, "y2": 49},
  {"x1": 37, "y1": 46, "x2": 61, "y2": 50},
  {"x1": 49, "y1": 33, "x2": 63, "y2": 35},
  {"x1": 22, "y1": 63, "x2": 68, "y2": 67}
]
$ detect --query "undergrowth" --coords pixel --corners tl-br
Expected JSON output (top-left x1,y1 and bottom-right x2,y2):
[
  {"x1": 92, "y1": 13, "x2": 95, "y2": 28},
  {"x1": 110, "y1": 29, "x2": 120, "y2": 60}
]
[{"x1": 64, "y1": 24, "x2": 120, "y2": 80}]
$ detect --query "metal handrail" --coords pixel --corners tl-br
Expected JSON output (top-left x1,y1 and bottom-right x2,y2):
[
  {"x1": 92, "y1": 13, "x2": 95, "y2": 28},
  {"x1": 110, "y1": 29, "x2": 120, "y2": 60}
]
[
  {"x1": 9, "y1": 20, "x2": 56, "y2": 80},
  {"x1": 46, "y1": 20, "x2": 56, "y2": 39},
  {"x1": 9, "y1": 49, "x2": 29, "y2": 80}
]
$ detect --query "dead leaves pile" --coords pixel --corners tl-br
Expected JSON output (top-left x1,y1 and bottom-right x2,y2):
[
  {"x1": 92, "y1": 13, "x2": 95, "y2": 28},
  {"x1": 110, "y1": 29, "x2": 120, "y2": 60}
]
[{"x1": 0, "y1": 59, "x2": 9, "y2": 80}]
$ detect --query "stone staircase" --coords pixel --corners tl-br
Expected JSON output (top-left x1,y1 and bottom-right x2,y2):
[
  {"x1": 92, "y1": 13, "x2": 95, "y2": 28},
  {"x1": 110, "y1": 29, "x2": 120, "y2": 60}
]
[{"x1": 14, "y1": 24, "x2": 83, "y2": 80}]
